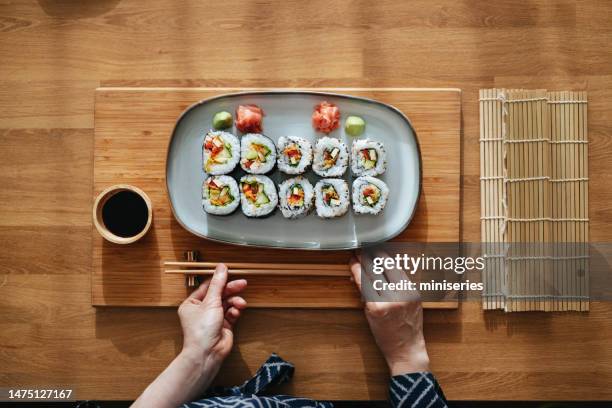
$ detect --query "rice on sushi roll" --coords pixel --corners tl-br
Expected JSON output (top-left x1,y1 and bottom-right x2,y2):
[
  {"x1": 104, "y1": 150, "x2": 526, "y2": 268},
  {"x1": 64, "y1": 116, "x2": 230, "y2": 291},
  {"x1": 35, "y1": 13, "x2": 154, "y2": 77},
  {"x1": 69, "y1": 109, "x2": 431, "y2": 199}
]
[
  {"x1": 351, "y1": 139, "x2": 387, "y2": 177},
  {"x1": 315, "y1": 178, "x2": 349, "y2": 218},
  {"x1": 312, "y1": 137, "x2": 349, "y2": 177},
  {"x1": 352, "y1": 176, "x2": 389, "y2": 215},
  {"x1": 202, "y1": 175, "x2": 240, "y2": 215},
  {"x1": 277, "y1": 136, "x2": 312, "y2": 175},
  {"x1": 278, "y1": 177, "x2": 314, "y2": 219},
  {"x1": 202, "y1": 131, "x2": 240, "y2": 175},
  {"x1": 240, "y1": 175, "x2": 278, "y2": 217},
  {"x1": 240, "y1": 133, "x2": 276, "y2": 174}
]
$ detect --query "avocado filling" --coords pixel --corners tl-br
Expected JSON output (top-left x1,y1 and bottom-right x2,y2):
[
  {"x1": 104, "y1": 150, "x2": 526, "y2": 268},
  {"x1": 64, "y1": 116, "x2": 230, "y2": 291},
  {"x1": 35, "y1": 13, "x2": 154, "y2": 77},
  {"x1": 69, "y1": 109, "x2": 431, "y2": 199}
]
[
  {"x1": 241, "y1": 181, "x2": 270, "y2": 207},
  {"x1": 283, "y1": 143, "x2": 302, "y2": 167},
  {"x1": 322, "y1": 147, "x2": 340, "y2": 169},
  {"x1": 359, "y1": 148, "x2": 378, "y2": 170},
  {"x1": 243, "y1": 143, "x2": 271, "y2": 170},
  {"x1": 322, "y1": 184, "x2": 341, "y2": 207},
  {"x1": 204, "y1": 134, "x2": 233, "y2": 172},
  {"x1": 286, "y1": 184, "x2": 305, "y2": 208},
  {"x1": 207, "y1": 178, "x2": 234, "y2": 207},
  {"x1": 361, "y1": 184, "x2": 381, "y2": 207}
]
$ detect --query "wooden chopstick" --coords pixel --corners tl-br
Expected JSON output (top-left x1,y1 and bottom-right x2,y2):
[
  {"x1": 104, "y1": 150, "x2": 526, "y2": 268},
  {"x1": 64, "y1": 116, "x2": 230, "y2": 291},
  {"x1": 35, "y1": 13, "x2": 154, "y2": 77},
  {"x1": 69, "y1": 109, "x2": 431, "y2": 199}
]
[
  {"x1": 164, "y1": 268, "x2": 350, "y2": 277},
  {"x1": 164, "y1": 261, "x2": 348, "y2": 271}
]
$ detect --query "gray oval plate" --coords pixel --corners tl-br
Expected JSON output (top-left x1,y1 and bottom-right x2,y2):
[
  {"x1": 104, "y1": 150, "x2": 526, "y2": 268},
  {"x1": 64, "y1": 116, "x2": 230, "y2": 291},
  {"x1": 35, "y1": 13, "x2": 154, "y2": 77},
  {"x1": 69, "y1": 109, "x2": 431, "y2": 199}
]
[{"x1": 166, "y1": 91, "x2": 421, "y2": 250}]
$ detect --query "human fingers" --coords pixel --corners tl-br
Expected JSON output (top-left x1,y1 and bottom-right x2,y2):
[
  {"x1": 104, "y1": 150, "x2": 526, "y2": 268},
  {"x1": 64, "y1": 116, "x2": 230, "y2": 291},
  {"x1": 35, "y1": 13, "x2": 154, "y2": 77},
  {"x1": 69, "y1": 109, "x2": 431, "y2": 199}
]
[
  {"x1": 351, "y1": 255, "x2": 383, "y2": 301},
  {"x1": 223, "y1": 296, "x2": 247, "y2": 311},
  {"x1": 349, "y1": 255, "x2": 362, "y2": 291},
  {"x1": 383, "y1": 260, "x2": 407, "y2": 284},
  {"x1": 185, "y1": 276, "x2": 245, "y2": 302},
  {"x1": 187, "y1": 279, "x2": 211, "y2": 301},
  {"x1": 224, "y1": 307, "x2": 242, "y2": 328},
  {"x1": 374, "y1": 250, "x2": 422, "y2": 302},
  {"x1": 203, "y1": 263, "x2": 228, "y2": 305},
  {"x1": 223, "y1": 279, "x2": 247, "y2": 297}
]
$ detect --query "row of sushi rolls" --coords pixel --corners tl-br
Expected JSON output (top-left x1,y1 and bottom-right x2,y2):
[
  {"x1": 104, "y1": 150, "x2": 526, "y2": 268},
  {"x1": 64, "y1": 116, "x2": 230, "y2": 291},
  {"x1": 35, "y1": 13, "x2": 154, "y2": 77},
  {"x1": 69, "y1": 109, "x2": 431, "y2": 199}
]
[{"x1": 202, "y1": 101, "x2": 389, "y2": 219}]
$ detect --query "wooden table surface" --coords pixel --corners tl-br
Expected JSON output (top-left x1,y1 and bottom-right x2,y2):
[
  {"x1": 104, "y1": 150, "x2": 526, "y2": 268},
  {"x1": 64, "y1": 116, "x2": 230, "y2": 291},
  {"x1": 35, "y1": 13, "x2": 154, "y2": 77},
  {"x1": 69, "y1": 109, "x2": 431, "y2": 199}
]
[{"x1": 1, "y1": 0, "x2": 611, "y2": 401}]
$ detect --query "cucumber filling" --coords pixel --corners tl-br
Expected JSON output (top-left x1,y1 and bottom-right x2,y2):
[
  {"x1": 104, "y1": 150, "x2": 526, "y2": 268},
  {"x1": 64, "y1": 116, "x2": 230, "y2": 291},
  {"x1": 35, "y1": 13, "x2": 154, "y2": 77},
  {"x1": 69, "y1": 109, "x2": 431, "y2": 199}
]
[
  {"x1": 322, "y1": 185, "x2": 341, "y2": 207},
  {"x1": 359, "y1": 148, "x2": 378, "y2": 170},
  {"x1": 244, "y1": 143, "x2": 271, "y2": 169},
  {"x1": 204, "y1": 135, "x2": 233, "y2": 172},
  {"x1": 283, "y1": 143, "x2": 302, "y2": 167},
  {"x1": 322, "y1": 147, "x2": 340, "y2": 169},
  {"x1": 242, "y1": 181, "x2": 270, "y2": 207},
  {"x1": 361, "y1": 184, "x2": 381, "y2": 207},
  {"x1": 286, "y1": 184, "x2": 305, "y2": 208},
  {"x1": 207, "y1": 180, "x2": 234, "y2": 207}
]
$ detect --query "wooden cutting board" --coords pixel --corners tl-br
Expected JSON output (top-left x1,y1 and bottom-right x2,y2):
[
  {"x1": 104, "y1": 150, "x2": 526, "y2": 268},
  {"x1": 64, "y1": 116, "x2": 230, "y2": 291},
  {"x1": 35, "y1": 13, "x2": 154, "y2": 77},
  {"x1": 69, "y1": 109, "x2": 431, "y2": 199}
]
[{"x1": 92, "y1": 88, "x2": 461, "y2": 308}]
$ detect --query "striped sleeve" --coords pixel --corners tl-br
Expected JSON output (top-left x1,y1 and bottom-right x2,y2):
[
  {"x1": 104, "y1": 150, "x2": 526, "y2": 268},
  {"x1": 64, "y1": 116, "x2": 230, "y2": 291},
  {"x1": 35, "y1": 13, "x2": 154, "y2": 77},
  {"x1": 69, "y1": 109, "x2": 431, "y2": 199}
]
[{"x1": 389, "y1": 372, "x2": 448, "y2": 408}]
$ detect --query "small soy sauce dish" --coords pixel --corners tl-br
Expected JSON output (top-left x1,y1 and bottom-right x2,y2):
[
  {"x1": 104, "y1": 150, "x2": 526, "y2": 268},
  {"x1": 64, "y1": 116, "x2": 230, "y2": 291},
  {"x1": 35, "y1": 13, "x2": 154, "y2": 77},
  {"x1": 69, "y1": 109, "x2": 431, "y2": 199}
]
[{"x1": 93, "y1": 184, "x2": 152, "y2": 244}]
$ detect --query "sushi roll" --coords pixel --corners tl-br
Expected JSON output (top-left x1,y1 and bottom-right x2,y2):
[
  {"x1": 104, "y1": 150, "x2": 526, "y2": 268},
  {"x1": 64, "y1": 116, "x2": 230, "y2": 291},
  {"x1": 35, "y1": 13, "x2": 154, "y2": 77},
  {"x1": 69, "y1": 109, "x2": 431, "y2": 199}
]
[
  {"x1": 202, "y1": 131, "x2": 240, "y2": 175},
  {"x1": 315, "y1": 178, "x2": 350, "y2": 218},
  {"x1": 202, "y1": 175, "x2": 240, "y2": 215},
  {"x1": 240, "y1": 175, "x2": 278, "y2": 217},
  {"x1": 278, "y1": 177, "x2": 314, "y2": 219},
  {"x1": 351, "y1": 139, "x2": 387, "y2": 177},
  {"x1": 277, "y1": 136, "x2": 313, "y2": 175},
  {"x1": 352, "y1": 176, "x2": 389, "y2": 215},
  {"x1": 312, "y1": 137, "x2": 349, "y2": 177},
  {"x1": 240, "y1": 133, "x2": 277, "y2": 174}
]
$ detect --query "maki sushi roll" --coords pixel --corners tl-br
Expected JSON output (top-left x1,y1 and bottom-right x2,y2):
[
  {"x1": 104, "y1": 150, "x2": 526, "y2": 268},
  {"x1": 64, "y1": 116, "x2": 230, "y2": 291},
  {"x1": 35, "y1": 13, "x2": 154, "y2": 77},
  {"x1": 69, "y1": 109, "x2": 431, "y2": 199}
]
[
  {"x1": 352, "y1": 176, "x2": 389, "y2": 215},
  {"x1": 277, "y1": 136, "x2": 313, "y2": 175},
  {"x1": 315, "y1": 178, "x2": 349, "y2": 218},
  {"x1": 202, "y1": 175, "x2": 240, "y2": 215},
  {"x1": 240, "y1": 133, "x2": 277, "y2": 174},
  {"x1": 312, "y1": 137, "x2": 349, "y2": 177},
  {"x1": 278, "y1": 177, "x2": 314, "y2": 219},
  {"x1": 202, "y1": 131, "x2": 240, "y2": 175},
  {"x1": 351, "y1": 139, "x2": 387, "y2": 177},
  {"x1": 240, "y1": 175, "x2": 278, "y2": 217}
]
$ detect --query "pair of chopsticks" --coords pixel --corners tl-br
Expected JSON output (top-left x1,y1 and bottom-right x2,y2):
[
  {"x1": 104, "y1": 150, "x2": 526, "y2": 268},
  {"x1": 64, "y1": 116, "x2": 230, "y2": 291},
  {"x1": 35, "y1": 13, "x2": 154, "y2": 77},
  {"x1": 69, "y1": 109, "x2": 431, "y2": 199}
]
[{"x1": 164, "y1": 261, "x2": 350, "y2": 277}]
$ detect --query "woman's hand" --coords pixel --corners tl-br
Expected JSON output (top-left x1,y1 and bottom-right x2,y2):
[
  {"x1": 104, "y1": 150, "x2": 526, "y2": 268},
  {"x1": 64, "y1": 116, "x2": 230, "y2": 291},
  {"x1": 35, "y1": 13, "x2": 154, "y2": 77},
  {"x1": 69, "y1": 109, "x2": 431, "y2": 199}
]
[
  {"x1": 133, "y1": 264, "x2": 247, "y2": 408},
  {"x1": 349, "y1": 255, "x2": 430, "y2": 376},
  {"x1": 179, "y1": 263, "x2": 247, "y2": 364}
]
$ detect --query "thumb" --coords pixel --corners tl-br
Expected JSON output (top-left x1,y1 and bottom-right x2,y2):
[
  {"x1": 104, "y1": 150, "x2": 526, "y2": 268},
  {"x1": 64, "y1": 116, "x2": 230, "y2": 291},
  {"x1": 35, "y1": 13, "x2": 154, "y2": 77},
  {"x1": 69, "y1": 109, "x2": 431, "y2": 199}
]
[{"x1": 203, "y1": 263, "x2": 228, "y2": 306}]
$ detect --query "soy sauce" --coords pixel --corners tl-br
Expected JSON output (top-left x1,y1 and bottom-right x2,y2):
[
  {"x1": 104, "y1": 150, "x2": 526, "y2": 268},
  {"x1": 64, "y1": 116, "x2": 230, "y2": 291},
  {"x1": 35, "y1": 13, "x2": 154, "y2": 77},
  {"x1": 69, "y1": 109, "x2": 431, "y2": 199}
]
[{"x1": 102, "y1": 190, "x2": 148, "y2": 238}]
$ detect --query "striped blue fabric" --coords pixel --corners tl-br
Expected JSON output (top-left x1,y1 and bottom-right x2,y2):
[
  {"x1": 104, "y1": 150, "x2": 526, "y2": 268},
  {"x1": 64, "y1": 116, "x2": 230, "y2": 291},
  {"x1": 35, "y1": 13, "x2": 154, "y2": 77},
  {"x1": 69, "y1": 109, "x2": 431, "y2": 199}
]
[
  {"x1": 182, "y1": 354, "x2": 447, "y2": 408},
  {"x1": 389, "y1": 372, "x2": 448, "y2": 408}
]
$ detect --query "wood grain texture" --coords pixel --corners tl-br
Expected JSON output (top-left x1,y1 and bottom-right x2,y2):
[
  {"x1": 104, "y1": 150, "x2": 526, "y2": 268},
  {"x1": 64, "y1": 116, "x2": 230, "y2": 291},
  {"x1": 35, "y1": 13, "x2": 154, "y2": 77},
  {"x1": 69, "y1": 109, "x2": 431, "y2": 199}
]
[
  {"x1": 91, "y1": 88, "x2": 461, "y2": 308},
  {"x1": 1, "y1": 0, "x2": 612, "y2": 401}
]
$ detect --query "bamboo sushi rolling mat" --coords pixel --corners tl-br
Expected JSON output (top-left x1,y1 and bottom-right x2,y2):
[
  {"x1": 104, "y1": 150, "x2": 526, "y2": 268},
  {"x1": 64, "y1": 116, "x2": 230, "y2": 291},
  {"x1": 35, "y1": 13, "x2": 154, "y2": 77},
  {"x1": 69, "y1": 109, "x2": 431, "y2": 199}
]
[
  {"x1": 480, "y1": 89, "x2": 589, "y2": 312},
  {"x1": 92, "y1": 87, "x2": 461, "y2": 308}
]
